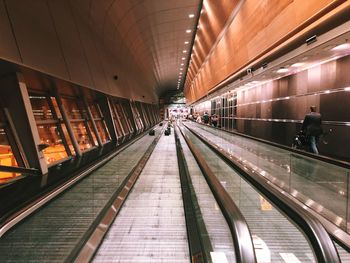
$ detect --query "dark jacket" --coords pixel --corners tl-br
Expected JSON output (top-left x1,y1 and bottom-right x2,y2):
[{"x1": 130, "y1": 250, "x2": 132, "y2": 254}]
[{"x1": 302, "y1": 112, "x2": 323, "y2": 136}]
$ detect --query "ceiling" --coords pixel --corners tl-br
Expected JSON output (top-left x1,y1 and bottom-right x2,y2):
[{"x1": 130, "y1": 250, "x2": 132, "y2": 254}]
[{"x1": 70, "y1": 0, "x2": 202, "y2": 97}]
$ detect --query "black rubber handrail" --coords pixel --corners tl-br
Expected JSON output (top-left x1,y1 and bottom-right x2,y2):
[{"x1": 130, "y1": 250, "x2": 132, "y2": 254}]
[
  {"x1": 184, "y1": 123, "x2": 341, "y2": 263},
  {"x1": 190, "y1": 120, "x2": 350, "y2": 169},
  {"x1": 174, "y1": 126, "x2": 213, "y2": 263},
  {"x1": 178, "y1": 124, "x2": 257, "y2": 263}
]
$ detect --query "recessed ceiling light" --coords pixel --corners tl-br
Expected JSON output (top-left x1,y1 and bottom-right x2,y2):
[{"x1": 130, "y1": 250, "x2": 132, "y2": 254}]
[
  {"x1": 331, "y1": 43, "x2": 350, "y2": 51},
  {"x1": 186, "y1": 29, "x2": 191, "y2": 33},
  {"x1": 182, "y1": 57, "x2": 185, "y2": 60},
  {"x1": 181, "y1": 63, "x2": 184, "y2": 66},
  {"x1": 291, "y1": 62, "x2": 305, "y2": 67},
  {"x1": 276, "y1": 68, "x2": 289, "y2": 73},
  {"x1": 180, "y1": 68, "x2": 183, "y2": 70},
  {"x1": 179, "y1": 72, "x2": 183, "y2": 75},
  {"x1": 183, "y1": 50, "x2": 187, "y2": 53},
  {"x1": 189, "y1": 14, "x2": 195, "y2": 18},
  {"x1": 184, "y1": 41, "x2": 189, "y2": 45}
]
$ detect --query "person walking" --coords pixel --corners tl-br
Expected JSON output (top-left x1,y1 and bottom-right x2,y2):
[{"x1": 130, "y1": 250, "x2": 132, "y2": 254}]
[{"x1": 301, "y1": 106, "x2": 323, "y2": 154}]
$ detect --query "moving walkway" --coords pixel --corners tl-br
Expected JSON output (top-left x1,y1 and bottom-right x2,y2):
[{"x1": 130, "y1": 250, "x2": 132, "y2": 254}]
[{"x1": 0, "y1": 120, "x2": 346, "y2": 262}]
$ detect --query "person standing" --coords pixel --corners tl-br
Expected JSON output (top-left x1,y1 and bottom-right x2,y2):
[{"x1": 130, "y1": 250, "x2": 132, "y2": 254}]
[
  {"x1": 301, "y1": 106, "x2": 323, "y2": 154},
  {"x1": 202, "y1": 112, "x2": 209, "y2": 124},
  {"x1": 211, "y1": 114, "x2": 218, "y2": 127}
]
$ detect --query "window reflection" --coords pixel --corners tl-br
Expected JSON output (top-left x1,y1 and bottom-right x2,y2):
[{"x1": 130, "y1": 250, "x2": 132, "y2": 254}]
[
  {"x1": 95, "y1": 120, "x2": 109, "y2": 143},
  {"x1": 71, "y1": 122, "x2": 93, "y2": 151},
  {"x1": 37, "y1": 124, "x2": 68, "y2": 164},
  {"x1": 0, "y1": 127, "x2": 19, "y2": 182},
  {"x1": 61, "y1": 97, "x2": 95, "y2": 151},
  {"x1": 29, "y1": 96, "x2": 54, "y2": 120},
  {"x1": 88, "y1": 102, "x2": 110, "y2": 144},
  {"x1": 29, "y1": 95, "x2": 70, "y2": 164}
]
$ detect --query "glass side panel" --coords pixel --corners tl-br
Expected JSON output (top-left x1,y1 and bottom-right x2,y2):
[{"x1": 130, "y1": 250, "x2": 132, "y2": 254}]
[
  {"x1": 37, "y1": 124, "x2": 68, "y2": 165},
  {"x1": 71, "y1": 121, "x2": 94, "y2": 151},
  {"x1": 29, "y1": 95, "x2": 54, "y2": 120}
]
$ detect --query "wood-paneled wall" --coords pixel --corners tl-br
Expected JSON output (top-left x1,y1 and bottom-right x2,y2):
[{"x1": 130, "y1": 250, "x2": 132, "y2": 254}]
[
  {"x1": 235, "y1": 55, "x2": 350, "y2": 161},
  {"x1": 185, "y1": 0, "x2": 349, "y2": 104}
]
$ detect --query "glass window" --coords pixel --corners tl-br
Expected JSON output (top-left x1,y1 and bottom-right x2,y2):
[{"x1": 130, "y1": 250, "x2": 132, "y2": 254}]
[
  {"x1": 61, "y1": 97, "x2": 96, "y2": 151},
  {"x1": 61, "y1": 98, "x2": 85, "y2": 120},
  {"x1": 29, "y1": 95, "x2": 71, "y2": 164},
  {"x1": 95, "y1": 120, "x2": 110, "y2": 143},
  {"x1": 29, "y1": 95, "x2": 54, "y2": 121},
  {"x1": 111, "y1": 105, "x2": 124, "y2": 138},
  {"x1": 88, "y1": 102, "x2": 110, "y2": 144},
  {"x1": 116, "y1": 102, "x2": 132, "y2": 134},
  {"x1": 0, "y1": 111, "x2": 20, "y2": 182},
  {"x1": 71, "y1": 121, "x2": 94, "y2": 151},
  {"x1": 37, "y1": 124, "x2": 68, "y2": 164}
]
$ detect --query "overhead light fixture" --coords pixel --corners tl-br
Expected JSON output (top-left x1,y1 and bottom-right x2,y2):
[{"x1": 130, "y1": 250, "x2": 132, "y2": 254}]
[
  {"x1": 183, "y1": 50, "x2": 187, "y2": 53},
  {"x1": 182, "y1": 57, "x2": 185, "y2": 60},
  {"x1": 276, "y1": 68, "x2": 289, "y2": 73},
  {"x1": 331, "y1": 43, "x2": 350, "y2": 51},
  {"x1": 344, "y1": 87, "x2": 350, "y2": 91},
  {"x1": 184, "y1": 41, "x2": 189, "y2": 44},
  {"x1": 180, "y1": 68, "x2": 183, "y2": 70},
  {"x1": 181, "y1": 63, "x2": 184, "y2": 66},
  {"x1": 189, "y1": 14, "x2": 195, "y2": 18},
  {"x1": 186, "y1": 29, "x2": 191, "y2": 33},
  {"x1": 291, "y1": 62, "x2": 305, "y2": 67}
]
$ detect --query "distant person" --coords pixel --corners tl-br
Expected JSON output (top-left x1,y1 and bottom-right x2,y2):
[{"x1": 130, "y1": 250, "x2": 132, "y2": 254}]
[
  {"x1": 301, "y1": 106, "x2": 323, "y2": 154},
  {"x1": 196, "y1": 115, "x2": 202, "y2": 123},
  {"x1": 202, "y1": 112, "x2": 209, "y2": 124},
  {"x1": 211, "y1": 114, "x2": 219, "y2": 127}
]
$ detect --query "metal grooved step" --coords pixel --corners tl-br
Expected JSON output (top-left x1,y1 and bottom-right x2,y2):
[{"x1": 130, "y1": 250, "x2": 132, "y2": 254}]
[{"x1": 93, "y1": 131, "x2": 190, "y2": 263}]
